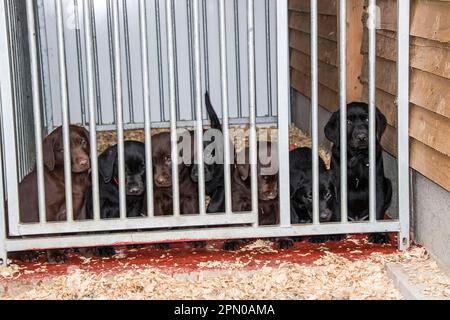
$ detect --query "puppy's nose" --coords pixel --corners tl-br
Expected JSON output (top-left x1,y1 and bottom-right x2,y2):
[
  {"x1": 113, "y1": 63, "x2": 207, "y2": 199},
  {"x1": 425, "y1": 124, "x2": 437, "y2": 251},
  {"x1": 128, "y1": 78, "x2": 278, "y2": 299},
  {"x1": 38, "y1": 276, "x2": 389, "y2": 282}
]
[
  {"x1": 356, "y1": 133, "x2": 368, "y2": 142},
  {"x1": 156, "y1": 176, "x2": 168, "y2": 185},
  {"x1": 77, "y1": 158, "x2": 90, "y2": 168},
  {"x1": 128, "y1": 186, "x2": 141, "y2": 193},
  {"x1": 191, "y1": 166, "x2": 198, "y2": 177}
]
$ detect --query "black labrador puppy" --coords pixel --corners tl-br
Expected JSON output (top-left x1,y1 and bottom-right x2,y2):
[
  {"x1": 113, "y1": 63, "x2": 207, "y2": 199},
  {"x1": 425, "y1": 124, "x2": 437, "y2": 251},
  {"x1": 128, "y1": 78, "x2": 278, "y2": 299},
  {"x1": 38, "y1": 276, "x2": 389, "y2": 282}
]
[
  {"x1": 86, "y1": 141, "x2": 147, "y2": 256},
  {"x1": 190, "y1": 92, "x2": 226, "y2": 213},
  {"x1": 290, "y1": 147, "x2": 337, "y2": 224},
  {"x1": 324, "y1": 102, "x2": 392, "y2": 243},
  {"x1": 289, "y1": 147, "x2": 341, "y2": 243}
]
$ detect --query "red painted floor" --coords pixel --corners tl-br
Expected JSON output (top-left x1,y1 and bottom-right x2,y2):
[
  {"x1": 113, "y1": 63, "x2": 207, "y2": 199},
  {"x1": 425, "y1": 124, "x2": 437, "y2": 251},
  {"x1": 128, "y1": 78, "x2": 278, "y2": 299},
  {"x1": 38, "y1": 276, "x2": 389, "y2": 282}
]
[{"x1": 3, "y1": 233, "x2": 398, "y2": 285}]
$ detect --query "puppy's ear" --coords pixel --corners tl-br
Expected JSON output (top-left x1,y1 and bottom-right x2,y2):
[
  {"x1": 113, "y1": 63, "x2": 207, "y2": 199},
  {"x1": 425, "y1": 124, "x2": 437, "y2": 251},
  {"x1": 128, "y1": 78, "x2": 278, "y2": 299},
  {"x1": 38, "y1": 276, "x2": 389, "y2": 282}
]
[
  {"x1": 43, "y1": 133, "x2": 56, "y2": 171},
  {"x1": 235, "y1": 148, "x2": 250, "y2": 181},
  {"x1": 290, "y1": 172, "x2": 306, "y2": 198},
  {"x1": 324, "y1": 111, "x2": 340, "y2": 145},
  {"x1": 236, "y1": 163, "x2": 250, "y2": 181},
  {"x1": 98, "y1": 146, "x2": 117, "y2": 183},
  {"x1": 376, "y1": 108, "x2": 387, "y2": 140}
]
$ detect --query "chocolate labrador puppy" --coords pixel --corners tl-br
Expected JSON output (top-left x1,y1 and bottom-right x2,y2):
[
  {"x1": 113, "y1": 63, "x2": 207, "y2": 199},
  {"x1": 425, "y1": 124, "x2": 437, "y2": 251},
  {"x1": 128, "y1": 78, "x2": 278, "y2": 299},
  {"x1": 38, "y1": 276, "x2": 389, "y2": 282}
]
[
  {"x1": 324, "y1": 102, "x2": 392, "y2": 243},
  {"x1": 17, "y1": 125, "x2": 91, "y2": 263},
  {"x1": 226, "y1": 142, "x2": 291, "y2": 250},
  {"x1": 151, "y1": 132, "x2": 199, "y2": 217}
]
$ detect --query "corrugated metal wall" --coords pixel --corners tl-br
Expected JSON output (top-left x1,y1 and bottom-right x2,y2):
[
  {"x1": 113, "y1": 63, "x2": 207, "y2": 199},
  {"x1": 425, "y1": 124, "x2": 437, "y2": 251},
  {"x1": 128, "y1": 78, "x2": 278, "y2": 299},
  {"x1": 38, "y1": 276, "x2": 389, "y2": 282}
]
[{"x1": 37, "y1": 0, "x2": 278, "y2": 130}]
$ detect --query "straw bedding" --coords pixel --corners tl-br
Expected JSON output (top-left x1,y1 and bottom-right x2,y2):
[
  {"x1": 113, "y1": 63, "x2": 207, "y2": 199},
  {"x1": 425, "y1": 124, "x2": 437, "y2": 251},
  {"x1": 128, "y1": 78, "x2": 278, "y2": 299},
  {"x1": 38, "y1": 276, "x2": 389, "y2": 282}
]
[{"x1": 95, "y1": 125, "x2": 332, "y2": 167}]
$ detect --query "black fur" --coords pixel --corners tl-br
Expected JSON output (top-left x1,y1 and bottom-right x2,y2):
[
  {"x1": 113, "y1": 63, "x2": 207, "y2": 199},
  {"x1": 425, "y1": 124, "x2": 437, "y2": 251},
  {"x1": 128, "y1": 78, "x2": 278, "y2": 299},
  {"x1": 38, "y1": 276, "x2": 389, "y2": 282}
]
[{"x1": 324, "y1": 102, "x2": 392, "y2": 244}]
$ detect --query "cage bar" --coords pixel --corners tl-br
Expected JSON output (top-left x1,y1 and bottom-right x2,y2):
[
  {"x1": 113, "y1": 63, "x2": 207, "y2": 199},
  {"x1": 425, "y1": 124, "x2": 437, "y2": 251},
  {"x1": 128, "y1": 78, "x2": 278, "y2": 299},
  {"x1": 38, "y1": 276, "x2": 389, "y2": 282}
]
[
  {"x1": 310, "y1": 0, "x2": 319, "y2": 225},
  {"x1": 83, "y1": 0, "x2": 101, "y2": 221},
  {"x1": 218, "y1": 0, "x2": 232, "y2": 215},
  {"x1": 192, "y1": 0, "x2": 206, "y2": 216},
  {"x1": 339, "y1": 0, "x2": 348, "y2": 223},
  {"x1": 368, "y1": 0, "x2": 377, "y2": 223},
  {"x1": 26, "y1": 0, "x2": 47, "y2": 224},
  {"x1": 111, "y1": 0, "x2": 127, "y2": 219},
  {"x1": 247, "y1": 0, "x2": 258, "y2": 219},
  {"x1": 397, "y1": 0, "x2": 411, "y2": 251},
  {"x1": 277, "y1": 0, "x2": 291, "y2": 228},
  {"x1": 166, "y1": 0, "x2": 181, "y2": 216},
  {"x1": 139, "y1": 0, "x2": 155, "y2": 217},
  {"x1": 55, "y1": 0, "x2": 74, "y2": 222}
]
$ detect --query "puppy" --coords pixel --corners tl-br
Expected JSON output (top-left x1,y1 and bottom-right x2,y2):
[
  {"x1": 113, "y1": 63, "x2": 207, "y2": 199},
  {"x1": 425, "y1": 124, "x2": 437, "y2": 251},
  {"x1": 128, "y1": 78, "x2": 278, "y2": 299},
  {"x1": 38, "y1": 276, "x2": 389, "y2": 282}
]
[
  {"x1": 151, "y1": 132, "x2": 199, "y2": 216},
  {"x1": 324, "y1": 102, "x2": 392, "y2": 243},
  {"x1": 85, "y1": 141, "x2": 147, "y2": 256},
  {"x1": 226, "y1": 142, "x2": 291, "y2": 250},
  {"x1": 289, "y1": 147, "x2": 341, "y2": 243},
  {"x1": 17, "y1": 125, "x2": 91, "y2": 263},
  {"x1": 290, "y1": 147, "x2": 337, "y2": 224},
  {"x1": 190, "y1": 92, "x2": 226, "y2": 213}
]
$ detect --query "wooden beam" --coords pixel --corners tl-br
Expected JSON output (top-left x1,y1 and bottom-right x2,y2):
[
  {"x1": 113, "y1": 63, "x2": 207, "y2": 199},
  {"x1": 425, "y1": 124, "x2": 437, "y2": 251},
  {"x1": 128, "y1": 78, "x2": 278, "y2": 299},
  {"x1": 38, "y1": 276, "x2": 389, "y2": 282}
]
[{"x1": 339, "y1": 0, "x2": 365, "y2": 103}]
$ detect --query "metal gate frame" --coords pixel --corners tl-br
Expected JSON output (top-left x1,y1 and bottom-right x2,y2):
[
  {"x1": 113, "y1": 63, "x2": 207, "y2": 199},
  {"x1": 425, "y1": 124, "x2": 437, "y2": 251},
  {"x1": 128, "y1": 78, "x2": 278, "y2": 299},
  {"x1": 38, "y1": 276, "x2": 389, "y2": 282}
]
[{"x1": 0, "y1": 0, "x2": 410, "y2": 266}]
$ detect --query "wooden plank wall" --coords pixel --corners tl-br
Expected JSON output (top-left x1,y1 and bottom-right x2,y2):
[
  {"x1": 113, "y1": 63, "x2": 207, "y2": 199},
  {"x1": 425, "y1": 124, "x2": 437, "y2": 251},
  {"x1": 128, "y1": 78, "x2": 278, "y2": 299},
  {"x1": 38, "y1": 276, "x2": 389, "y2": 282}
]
[
  {"x1": 289, "y1": 0, "x2": 365, "y2": 111},
  {"x1": 289, "y1": 0, "x2": 450, "y2": 192},
  {"x1": 360, "y1": 0, "x2": 450, "y2": 192}
]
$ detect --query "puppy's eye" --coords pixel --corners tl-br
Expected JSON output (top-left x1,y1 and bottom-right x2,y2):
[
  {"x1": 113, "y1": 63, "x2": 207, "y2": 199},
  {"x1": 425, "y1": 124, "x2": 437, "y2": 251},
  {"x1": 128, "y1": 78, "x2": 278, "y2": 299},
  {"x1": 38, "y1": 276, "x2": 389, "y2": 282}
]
[
  {"x1": 80, "y1": 139, "x2": 87, "y2": 146},
  {"x1": 165, "y1": 156, "x2": 172, "y2": 165},
  {"x1": 365, "y1": 118, "x2": 369, "y2": 122},
  {"x1": 347, "y1": 120, "x2": 352, "y2": 125}
]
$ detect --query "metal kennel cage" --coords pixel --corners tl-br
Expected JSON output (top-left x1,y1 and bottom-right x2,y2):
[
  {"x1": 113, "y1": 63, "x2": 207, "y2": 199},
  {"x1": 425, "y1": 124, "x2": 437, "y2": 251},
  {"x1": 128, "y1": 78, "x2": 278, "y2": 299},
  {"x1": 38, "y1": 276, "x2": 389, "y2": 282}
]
[{"x1": 0, "y1": 0, "x2": 411, "y2": 266}]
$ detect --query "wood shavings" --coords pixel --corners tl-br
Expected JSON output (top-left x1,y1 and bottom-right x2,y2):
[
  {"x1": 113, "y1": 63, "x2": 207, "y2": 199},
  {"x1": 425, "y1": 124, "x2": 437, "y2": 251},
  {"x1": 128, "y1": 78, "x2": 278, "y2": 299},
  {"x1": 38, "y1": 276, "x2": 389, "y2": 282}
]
[
  {"x1": 0, "y1": 264, "x2": 20, "y2": 279},
  {"x1": 238, "y1": 240, "x2": 278, "y2": 253}
]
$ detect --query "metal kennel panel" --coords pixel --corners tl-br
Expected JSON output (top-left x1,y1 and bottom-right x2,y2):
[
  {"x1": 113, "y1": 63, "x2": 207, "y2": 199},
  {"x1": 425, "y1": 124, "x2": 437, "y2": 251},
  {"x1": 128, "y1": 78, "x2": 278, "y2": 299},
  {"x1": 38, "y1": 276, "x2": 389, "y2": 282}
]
[
  {"x1": 0, "y1": 0, "x2": 411, "y2": 265},
  {"x1": 35, "y1": 0, "x2": 278, "y2": 130}
]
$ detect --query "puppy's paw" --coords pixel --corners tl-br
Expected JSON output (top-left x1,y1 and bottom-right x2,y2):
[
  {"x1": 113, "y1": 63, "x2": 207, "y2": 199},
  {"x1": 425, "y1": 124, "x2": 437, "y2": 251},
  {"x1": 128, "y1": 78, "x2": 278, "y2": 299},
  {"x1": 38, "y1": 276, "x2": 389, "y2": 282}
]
[
  {"x1": 368, "y1": 233, "x2": 390, "y2": 244},
  {"x1": 46, "y1": 250, "x2": 67, "y2": 264},
  {"x1": 153, "y1": 243, "x2": 170, "y2": 250},
  {"x1": 328, "y1": 234, "x2": 346, "y2": 241},
  {"x1": 309, "y1": 235, "x2": 330, "y2": 243},
  {"x1": 222, "y1": 240, "x2": 244, "y2": 251},
  {"x1": 78, "y1": 248, "x2": 95, "y2": 258},
  {"x1": 276, "y1": 238, "x2": 294, "y2": 249},
  {"x1": 94, "y1": 246, "x2": 116, "y2": 257},
  {"x1": 17, "y1": 251, "x2": 40, "y2": 263},
  {"x1": 189, "y1": 241, "x2": 207, "y2": 249},
  {"x1": 127, "y1": 244, "x2": 144, "y2": 249}
]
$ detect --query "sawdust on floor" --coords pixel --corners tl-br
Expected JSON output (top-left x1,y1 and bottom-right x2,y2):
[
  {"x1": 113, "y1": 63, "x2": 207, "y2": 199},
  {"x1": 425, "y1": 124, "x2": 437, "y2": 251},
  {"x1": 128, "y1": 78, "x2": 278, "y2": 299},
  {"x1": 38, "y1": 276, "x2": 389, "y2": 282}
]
[{"x1": 1, "y1": 246, "x2": 448, "y2": 300}]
